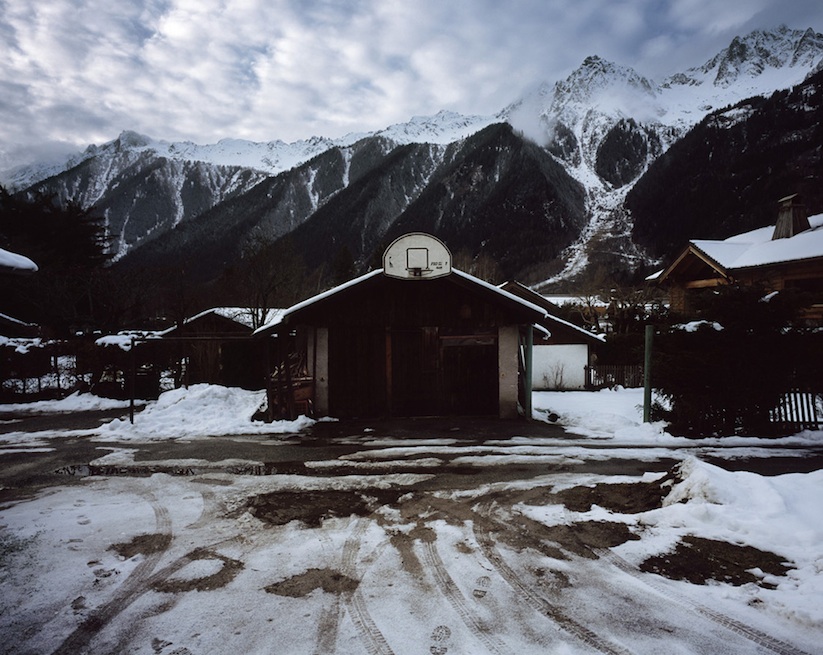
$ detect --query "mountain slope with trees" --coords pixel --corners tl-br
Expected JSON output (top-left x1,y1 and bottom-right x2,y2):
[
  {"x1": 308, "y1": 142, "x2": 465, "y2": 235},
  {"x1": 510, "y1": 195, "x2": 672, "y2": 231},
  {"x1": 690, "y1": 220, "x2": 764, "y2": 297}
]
[{"x1": 628, "y1": 68, "x2": 823, "y2": 260}]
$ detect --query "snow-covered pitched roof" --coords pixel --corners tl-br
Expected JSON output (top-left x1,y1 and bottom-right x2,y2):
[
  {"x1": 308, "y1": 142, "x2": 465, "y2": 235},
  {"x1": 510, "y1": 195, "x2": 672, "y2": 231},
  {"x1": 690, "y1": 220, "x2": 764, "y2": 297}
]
[
  {"x1": 694, "y1": 213, "x2": 823, "y2": 270},
  {"x1": 0, "y1": 247, "x2": 38, "y2": 275},
  {"x1": 173, "y1": 307, "x2": 286, "y2": 333},
  {"x1": 254, "y1": 268, "x2": 548, "y2": 336},
  {"x1": 254, "y1": 270, "x2": 384, "y2": 335},
  {"x1": 451, "y1": 269, "x2": 548, "y2": 319},
  {"x1": 497, "y1": 281, "x2": 606, "y2": 343},
  {"x1": 655, "y1": 213, "x2": 823, "y2": 283}
]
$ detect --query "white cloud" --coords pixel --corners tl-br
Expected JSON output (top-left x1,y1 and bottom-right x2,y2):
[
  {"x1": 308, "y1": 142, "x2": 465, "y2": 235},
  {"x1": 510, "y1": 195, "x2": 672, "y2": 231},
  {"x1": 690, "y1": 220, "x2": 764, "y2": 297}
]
[{"x1": 0, "y1": 0, "x2": 822, "y2": 170}]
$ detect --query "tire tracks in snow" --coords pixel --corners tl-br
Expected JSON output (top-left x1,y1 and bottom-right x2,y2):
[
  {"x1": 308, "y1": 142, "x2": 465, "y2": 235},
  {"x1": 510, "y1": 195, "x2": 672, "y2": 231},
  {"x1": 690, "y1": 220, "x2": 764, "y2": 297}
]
[
  {"x1": 340, "y1": 519, "x2": 396, "y2": 655},
  {"x1": 594, "y1": 547, "x2": 814, "y2": 655},
  {"x1": 420, "y1": 538, "x2": 512, "y2": 655},
  {"x1": 52, "y1": 488, "x2": 173, "y2": 655},
  {"x1": 52, "y1": 484, "x2": 248, "y2": 655},
  {"x1": 471, "y1": 511, "x2": 635, "y2": 655}
]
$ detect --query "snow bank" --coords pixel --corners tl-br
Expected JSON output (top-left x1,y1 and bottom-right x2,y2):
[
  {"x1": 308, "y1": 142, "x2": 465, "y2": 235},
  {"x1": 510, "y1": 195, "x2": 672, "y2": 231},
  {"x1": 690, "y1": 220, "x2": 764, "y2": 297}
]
[
  {"x1": 533, "y1": 387, "x2": 823, "y2": 447},
  {"x1": 533, "y1": 387, "x2": 674, "y2": 442},
  {"x1": 642, "y1": 457, "x2": 823, "y2": 626},
  {"x1": 96, "y1": 384, "x2": 314, "y2": 441},
  {"x1": 1, "y1": 391, "x2": 134, "y2": 413}
]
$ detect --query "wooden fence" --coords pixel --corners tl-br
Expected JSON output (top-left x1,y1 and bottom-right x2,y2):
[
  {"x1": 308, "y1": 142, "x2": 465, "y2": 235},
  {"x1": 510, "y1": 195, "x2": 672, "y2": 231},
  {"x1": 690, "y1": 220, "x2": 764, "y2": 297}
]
[
  {"x1": 584, "y1": 364, "x2": 644, "y2": 390},
  {"x1": 769, "y1": 388, "x2": 823, "y2": 433}
]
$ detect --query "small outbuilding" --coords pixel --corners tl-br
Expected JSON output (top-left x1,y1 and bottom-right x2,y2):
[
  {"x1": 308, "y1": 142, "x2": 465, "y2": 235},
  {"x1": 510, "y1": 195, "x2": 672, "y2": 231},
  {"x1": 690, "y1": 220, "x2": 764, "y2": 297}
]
[
  {"x1": 255, "y1": 234, "x2": 547, "y2": 419},
  {"x1": 162, "y1": 307, "x2": 284, "y2": 389},
  {"x1": 498, "y1": 281, "x2": 605, "y2": 390}
]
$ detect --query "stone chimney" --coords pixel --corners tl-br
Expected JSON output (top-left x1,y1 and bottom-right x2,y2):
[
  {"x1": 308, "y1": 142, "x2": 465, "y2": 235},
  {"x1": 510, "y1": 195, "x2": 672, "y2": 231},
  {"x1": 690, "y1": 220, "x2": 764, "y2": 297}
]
[{"x1": 772, "y1": 194, "x2": 810, "y2": 240}]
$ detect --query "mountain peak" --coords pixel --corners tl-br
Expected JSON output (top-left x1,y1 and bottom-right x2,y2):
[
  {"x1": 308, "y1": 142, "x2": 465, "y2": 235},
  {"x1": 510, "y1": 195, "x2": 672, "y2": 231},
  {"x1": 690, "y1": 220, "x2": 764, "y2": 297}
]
[
  {"x1": 545, "y1": 55, "x2": 658, "y2": 126},
  {"x1": 680, "y1": 25, "x2": 823, "y2": 88},
  {"x1": 116, "y1": 130, "x2": 154, "y2": 149}
]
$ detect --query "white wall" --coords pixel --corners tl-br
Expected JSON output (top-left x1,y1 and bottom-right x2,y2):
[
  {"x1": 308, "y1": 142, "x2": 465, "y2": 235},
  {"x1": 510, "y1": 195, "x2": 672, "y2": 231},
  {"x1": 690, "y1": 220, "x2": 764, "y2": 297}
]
[{"x1": 532, "y1": 344, "x2": 588, "y2": 390}]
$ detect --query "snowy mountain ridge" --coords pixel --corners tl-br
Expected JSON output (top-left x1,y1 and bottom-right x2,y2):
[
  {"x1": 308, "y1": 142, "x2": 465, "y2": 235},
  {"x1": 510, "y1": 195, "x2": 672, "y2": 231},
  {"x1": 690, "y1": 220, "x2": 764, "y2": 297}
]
[
  {"x1": 4, "y1": 25, "x2": 822, "y2": 288},
  {"x1": 4, "y1": 25, "x2": 820, "y2": 194},
  {"x1": 1, "y1": 112, "x2": 495, "y2": 194}
]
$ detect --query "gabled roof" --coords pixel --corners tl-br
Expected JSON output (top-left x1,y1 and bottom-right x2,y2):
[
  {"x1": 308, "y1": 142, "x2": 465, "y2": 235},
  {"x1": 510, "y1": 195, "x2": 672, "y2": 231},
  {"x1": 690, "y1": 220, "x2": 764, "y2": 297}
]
[
  {"x1": 254, "y1": 268, "x2": 547, "y2": 336},
  {"x1": 0, "y1": 247, "x2": 38, "y2": 276},
  {"x1": 164, "y1": 307, "x2": 285, "y2": 336},
  {"x1": 655, "y1": 213, "x2": 823, "y2": 284},
  {"x1": 498, "y1": 281, "x2": 605, "y2": 344}
]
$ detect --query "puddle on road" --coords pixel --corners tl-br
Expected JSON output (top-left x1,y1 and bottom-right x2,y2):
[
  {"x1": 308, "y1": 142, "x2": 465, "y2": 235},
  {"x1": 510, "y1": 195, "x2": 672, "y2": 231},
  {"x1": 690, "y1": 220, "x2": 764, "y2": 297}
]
[
  {"x1": 54, "y1": 460, "x2": 457, "y2": 478},
  {"x1": 55, "y1": 463, "x2": 268, "y2": 477}
]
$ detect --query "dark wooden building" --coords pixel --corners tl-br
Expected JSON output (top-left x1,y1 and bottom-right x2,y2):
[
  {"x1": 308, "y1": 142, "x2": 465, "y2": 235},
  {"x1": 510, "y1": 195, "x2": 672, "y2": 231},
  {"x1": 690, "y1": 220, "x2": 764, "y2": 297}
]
[
  {"x1": 162, "y1": 307, "x2": 283, "y2": 390},
  {"x1": 256, "y1": 234, "x2": 546, "y2": 419},
  {"x1": 652, "y1": 196, "x2": 823, "y2": 322}
]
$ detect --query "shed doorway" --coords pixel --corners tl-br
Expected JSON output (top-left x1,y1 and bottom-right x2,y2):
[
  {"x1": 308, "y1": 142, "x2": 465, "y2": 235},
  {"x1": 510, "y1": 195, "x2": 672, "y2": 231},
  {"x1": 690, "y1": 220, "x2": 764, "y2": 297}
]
[{"x1": 389, "y1": 327, "x2": 497, "y2": 417}]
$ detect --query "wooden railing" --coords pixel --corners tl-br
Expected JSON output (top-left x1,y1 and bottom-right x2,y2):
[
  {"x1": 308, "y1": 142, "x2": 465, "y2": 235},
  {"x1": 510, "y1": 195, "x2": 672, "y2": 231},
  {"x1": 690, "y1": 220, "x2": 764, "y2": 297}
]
[
  {"x1": 584, "y1": 364, "x2": 644, "y2": 390},
  {"x1": 769, "y1": 388, "x2": 823, "y2": 432}
]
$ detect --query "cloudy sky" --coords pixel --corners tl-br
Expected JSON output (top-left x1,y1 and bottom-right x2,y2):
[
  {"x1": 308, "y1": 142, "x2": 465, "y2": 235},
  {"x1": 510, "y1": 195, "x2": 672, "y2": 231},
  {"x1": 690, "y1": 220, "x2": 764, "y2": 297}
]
[{"x1": 1, "y1": 0, "x2": 822, "y2": 170}]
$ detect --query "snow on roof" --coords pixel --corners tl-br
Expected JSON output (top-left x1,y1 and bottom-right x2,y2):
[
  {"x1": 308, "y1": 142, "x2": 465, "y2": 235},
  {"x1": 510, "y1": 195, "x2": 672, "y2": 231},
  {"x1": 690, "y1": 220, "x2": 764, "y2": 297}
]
[
  {"x1": 0, "y1": 247, "x2": 38, "y2": 275},
  {"x1": 254, "y1": 268, "x2": 548, "y2": 335},
  {"x1": 181, "y1": 307, "x2": 286, "y2": 331},
  {"x1": 95, "y1": 330, "x2": 166, "y2": 350},
  {"x1": 693, "y1": 213, "x2": 823, "y2": 271},
  {"x1": 0, "y1": 336, "x2": 46, "y2": 353},
  {"x1": 451, "y1": 268, "x2": 548, "y2": 319},
  {"x1": 254, "y1": 270, "x2": 384, "y2": 335},
  {"x1": 0, "y1": 312, "x2": 37, "y2": 328}
]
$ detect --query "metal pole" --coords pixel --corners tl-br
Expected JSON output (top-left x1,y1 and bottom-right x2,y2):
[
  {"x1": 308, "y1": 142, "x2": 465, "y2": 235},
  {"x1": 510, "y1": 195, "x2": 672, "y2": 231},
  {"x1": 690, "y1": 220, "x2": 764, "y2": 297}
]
[
  {"x1": 524, "y1": 326, "x2": 533, "y2": 419},
  {"x1": 643, "y1": 324, "x2": 653, "y2": 423},
  {"x1": 129, "y1": 337, "x2": 136, "y2": 424}
]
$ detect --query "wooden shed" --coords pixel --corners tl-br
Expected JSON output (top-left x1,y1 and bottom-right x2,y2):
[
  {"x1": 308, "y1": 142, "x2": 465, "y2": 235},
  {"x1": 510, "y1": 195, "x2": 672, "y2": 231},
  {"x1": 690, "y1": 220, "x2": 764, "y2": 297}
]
[
  {"x1": 162, "y1": 307, "x2": 283, "y2": 390},
  {"x1": 499, "y1": 281, "x2": 605, "y2": 390},
  {"x1": 256, "y1": 234, "x2": 546, "y2": 419}
]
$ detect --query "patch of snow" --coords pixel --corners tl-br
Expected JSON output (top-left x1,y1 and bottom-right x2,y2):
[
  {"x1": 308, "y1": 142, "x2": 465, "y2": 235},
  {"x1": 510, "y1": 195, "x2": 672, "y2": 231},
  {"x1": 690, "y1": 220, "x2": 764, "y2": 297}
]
[{"x1": 95, "y1": 384, "x2": 312, "y2": 442}]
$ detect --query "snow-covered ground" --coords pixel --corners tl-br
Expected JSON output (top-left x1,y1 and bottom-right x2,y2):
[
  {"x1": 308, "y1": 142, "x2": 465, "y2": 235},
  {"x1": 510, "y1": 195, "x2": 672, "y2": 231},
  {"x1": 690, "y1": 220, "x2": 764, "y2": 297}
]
[{"x1": 1, "y1": 385, "x2": 822, "y2": 654}]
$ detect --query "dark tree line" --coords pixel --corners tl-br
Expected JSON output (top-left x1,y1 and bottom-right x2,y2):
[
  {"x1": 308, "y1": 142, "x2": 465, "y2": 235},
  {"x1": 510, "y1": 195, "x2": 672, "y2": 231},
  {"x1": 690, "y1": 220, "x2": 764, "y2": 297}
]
[
  {"x1": 1, "y1": 187, "x2": 114, "y2": 335},
  {"x1": 1, "y1": 187, "x2": 320, "y2": 336}
]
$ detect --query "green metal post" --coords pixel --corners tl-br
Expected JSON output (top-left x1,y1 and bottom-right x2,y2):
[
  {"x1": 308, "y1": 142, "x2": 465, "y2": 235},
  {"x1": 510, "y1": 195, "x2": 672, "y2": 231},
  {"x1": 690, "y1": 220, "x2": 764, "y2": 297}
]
[
  {"x1": 643, "y1": 324, "x2": 653, "y2": 423},
  {"x1": 129, "y1": 337, "x2": 136, "y2": 424},
  {"x1": 524, "y1": 326, "x2": 533, "y2": 419}
]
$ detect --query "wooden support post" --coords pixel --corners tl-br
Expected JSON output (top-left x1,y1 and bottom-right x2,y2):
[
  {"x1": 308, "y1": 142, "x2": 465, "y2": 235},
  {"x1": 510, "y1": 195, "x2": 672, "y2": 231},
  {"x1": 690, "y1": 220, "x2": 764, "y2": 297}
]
[{"x1": 385, "y1": 328, "x2": 392, "y2": 416}]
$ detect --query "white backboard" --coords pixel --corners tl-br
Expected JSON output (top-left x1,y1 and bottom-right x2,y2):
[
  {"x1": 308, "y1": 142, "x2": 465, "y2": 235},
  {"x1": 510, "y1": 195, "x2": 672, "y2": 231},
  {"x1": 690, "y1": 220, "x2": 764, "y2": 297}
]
[{"x1": 383, "y1": 233, "x2": 452, "y2": 279}]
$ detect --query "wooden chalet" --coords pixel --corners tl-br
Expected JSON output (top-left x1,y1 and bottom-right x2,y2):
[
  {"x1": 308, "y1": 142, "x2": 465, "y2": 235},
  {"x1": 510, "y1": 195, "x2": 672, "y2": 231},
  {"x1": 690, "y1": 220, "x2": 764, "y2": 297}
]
[
  {"x1": 255, "y1": 234, "x2": 547, "y2": 419},
  {"x1": 499, "y1": 281, "x2": 605, "y2": 390},
  {"x1": 162, "y1": 307, "x2": 284, "y2": 389},
  {"x1": 652, "y1": 195, "x2": 823, "y2": 322}
]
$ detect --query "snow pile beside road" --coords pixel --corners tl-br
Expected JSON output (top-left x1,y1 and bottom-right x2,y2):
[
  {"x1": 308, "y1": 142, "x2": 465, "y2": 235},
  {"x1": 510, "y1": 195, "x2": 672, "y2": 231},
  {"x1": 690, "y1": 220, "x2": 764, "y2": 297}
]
[
  {"x1": 0, "y1": 391, "x2": 134, "y2": 414},
  {"x1": 96, "y1": 384, "x2": 313, "y2": 441},
  {"x1": 638, "y1": 457, "x2": 823, "y2": 626},
  {"x1": 533, "y1": 387, "x2": 673, "y2": 442}
]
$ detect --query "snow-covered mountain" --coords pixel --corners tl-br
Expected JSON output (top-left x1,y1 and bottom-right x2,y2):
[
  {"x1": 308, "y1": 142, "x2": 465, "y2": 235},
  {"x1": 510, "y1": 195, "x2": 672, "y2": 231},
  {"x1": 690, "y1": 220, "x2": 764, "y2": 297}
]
[
  {"x1": 5, "y1": 25, "x2": 822, "y2": 287},
  {"x1": 497, "y1": 25, "x2": 823, "y2": 286}
]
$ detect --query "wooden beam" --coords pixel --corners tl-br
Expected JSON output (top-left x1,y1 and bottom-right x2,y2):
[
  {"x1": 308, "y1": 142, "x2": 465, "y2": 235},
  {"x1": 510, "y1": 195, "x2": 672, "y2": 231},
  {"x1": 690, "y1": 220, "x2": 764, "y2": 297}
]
[{"x1": 683, "y1": 277, "x2": 729, "y2": 289}]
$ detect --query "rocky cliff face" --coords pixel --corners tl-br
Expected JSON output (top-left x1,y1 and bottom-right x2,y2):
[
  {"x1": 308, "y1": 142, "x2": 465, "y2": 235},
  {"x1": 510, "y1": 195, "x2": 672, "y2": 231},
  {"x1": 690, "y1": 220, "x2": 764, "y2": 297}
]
[
  {"x1": 8, "y1": 26, "x2": 823, "y2": 290},
  {"x1": 629, "y1": 68, "x2": 823, "y2": 260}
]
